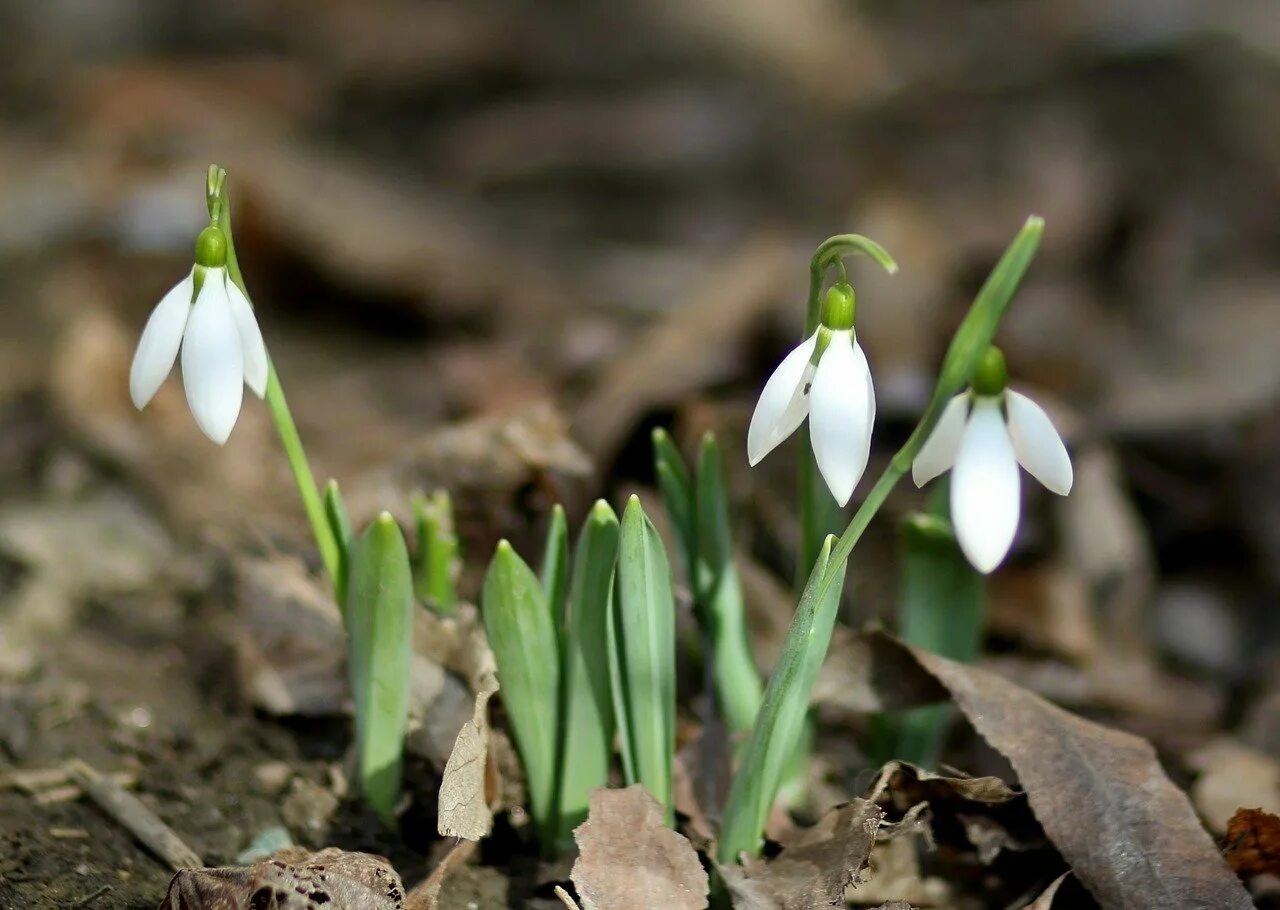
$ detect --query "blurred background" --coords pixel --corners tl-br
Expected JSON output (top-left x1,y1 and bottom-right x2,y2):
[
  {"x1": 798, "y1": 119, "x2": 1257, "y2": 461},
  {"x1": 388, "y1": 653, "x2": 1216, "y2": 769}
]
[{"x1": 2, "y1": 0, "x2": 1280, "y2": 905}]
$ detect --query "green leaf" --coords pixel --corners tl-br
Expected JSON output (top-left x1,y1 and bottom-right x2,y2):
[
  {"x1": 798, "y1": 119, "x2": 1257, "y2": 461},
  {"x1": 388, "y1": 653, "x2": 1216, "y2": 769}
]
[
  {"x1": 556, "y1": 500, "x2": 621, "y2": 843},
  {"x1": 540, "y1": 504, "x2": 570, "y2": 630},
  {"x1": 934, "y1": 216, "x2": 1043, "y2": 404},
  {"x1": 611, "y1": 495, "x2": 677, "y2": 824},
  {"x1": 876, "y1": 498, "x2": 985, "y2": 768},
  {"x1": 412, "y1": 490, "x2": 459, "y2": 615},
  {"x1": 719, "y1": 535, "x2": 846, "y2": 863},
  {"x1": 346, "y1": 513, "x2": 414, "y2": 822},
  {"x1": 324, "y1": 479, "x2": 354, "y2": 617},
  {"x1": 694, "y1": 433, "x2": 763, "y2": 736},
  {"x1": 481, "y1": 540, "x2": 561, "y2": 845},
  {"x1": 652, "y1": 428, "x2": 696, "y2": 577}
]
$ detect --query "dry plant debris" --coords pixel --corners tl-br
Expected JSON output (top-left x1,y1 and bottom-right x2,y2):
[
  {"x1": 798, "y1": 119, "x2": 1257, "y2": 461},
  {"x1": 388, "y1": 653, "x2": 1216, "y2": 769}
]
[
  {"x1": 570, "y1": 785, "x2": 709, "y2": 910},
  {"x1": 158, "y1": 847, "x2": 405, "y2": 910},
  {"x1": 721, "y1": 799, "x2": 883, "y2": 910},
  {"x1": 859, "y1": 632, "x2": 1254, "y2": 909},
  {"x1": 1224, "y1": 807, "x2": 1280, "y2": 878}
]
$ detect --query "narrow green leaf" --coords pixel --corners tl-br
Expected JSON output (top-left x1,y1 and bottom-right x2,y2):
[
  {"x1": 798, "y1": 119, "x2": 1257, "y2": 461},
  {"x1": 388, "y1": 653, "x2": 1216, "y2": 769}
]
[
  {"x1": 934, "y1": 216, "x2": 1043, "y2": 404},
  {"x1": 412, "y1": 490, "x2": 459, "y2": 615},
  {"x1": 556, "y1": 500, "x2": 621, "y2": 843},
  {"x1": 346, "y1": 513, "x2": 414, "y2": 822},
  {"x1": 719, "y1": 535, "x2": 846, "y2": 863},
  {"x1": 613, "y1": 495, "x2": 676, "y2": 823},
  {"x1": 481, "y1": 540, "x2": 561, "y2": 845},
  {"x1": 694, "y1": 433, "x2": 763, "y2": 736},
  {"x1": 540, "y1": 504, "x2": 570, "y2": 629},
  {"x1": 652, "y1": 428, "x2": 696, "y2": 576},
  {"x1": 324, "y1": 479, "x2": 354, "y2": 616}
]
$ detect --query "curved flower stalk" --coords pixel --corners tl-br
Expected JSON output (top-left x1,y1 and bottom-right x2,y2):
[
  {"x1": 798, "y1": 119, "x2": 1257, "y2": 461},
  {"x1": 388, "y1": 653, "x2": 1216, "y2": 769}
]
[
  {"x1": 913, "y1": 345, "x2": 1072, "y2": 573},
  {"x1": 130, "y1": 225, "x2": 268, "y2": 444},
  {"x1": 748, "y1": 283, "x2": 875, "y2": 506}
]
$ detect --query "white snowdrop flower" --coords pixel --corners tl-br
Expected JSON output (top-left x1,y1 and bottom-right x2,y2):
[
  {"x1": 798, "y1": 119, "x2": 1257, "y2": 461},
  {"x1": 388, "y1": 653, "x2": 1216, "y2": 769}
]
[
  {"x1": 912, "y1": 346, "x2": 1073, "y2": 573},
  {"x1": 748, "y1": 283, "x2": 875, "y2": 506},
  {"x1": 129, "y1": 225, "x2": 269, "y2": 445}
]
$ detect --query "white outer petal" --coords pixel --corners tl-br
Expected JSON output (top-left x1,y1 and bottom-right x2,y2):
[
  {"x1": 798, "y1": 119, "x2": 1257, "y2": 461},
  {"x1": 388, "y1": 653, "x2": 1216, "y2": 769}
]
[
  {"x1": 747, "y1": 333, "x2": 817, "y2": 466},
  {"x1": 808, "y1": 333, "x2": 873, "y2": 507},
  {"x1": 912, "y1": 393, "x2": 969, "y2": 487},
  {"x1": 1006, "y1": 390, "x2": 1073, "y2": 495},
  {"x1": 129, "y1": 271, "x2": 194, "y2": 409},
  {"x1": 951, "y1": 398, "x2": 1020, "y2": 573},
  {"x1": 226, "y1": 279, "x2": 269, "y2": 398},
  {"x1": 180, "y1": 273, "x2": 244, "y2": 444}
]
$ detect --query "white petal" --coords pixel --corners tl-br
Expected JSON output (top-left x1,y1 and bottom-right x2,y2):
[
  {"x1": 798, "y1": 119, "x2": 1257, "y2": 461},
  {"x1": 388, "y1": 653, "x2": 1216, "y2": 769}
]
[
  {"x1": 747, "y1": 333, "x2": 817, "y2": 466},
  {"x1": 951, "y1": 398, "x2": 1020, "y2": 573},
  {"x1": 225, "y1": 279, "x2": 269, "y2": 397},
  {"x1": 180, "y1": 273, "x2": 244, "y2": 444},
  {"x1": 1006, "y1": 390, "x2": 1073, "y2": 495},
  {"x1": 912, "y1": 394, "x2": 969, "y2": 487},
  {"x1": 129, "y1": 271, "x2": 194, "y2": 409},
  {"x1": 809, "y1": 333, "x2": 874, "y2": 507}
]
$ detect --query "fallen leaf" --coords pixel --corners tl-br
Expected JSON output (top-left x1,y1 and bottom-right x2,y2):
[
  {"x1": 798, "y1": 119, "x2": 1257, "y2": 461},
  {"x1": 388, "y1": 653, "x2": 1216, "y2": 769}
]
[
  {"x1": 570, "y1": 785, "x2": 709, "y2": 910},
  {"x1": 1224, "y1": 807, "x2": 1280, "y2": 877},
  {"x1": 721, "y1": 799, "x2": 883, "y2": 910},
  {"x1": 859, "y1": 632, "x2": 1254, "y2": 910},
  {"x1": 1025, "y1": 872, "x2": 1070, "y2": 909},
  {"x1": 437, "y1": 664, "x2": 499, "y2": 841},
  {"x1": 866, "y1": 762, "x2": 1045, "y2": 866},
  {"x1": 158, "y1": 847, "x2": 404, "y2": 909}
]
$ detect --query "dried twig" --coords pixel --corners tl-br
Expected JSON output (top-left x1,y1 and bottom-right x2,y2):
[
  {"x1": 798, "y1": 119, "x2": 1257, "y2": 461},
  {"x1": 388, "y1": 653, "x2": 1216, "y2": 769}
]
[{"x1": 66, "y1": 760, "x2": 201, "y2": 871}]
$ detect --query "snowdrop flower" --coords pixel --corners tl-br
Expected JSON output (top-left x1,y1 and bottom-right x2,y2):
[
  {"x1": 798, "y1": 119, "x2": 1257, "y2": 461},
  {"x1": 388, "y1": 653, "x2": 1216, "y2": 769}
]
[
  {"x1": 912, "y1": 346, "x2": 1072, "y2": 573},
  {"x1": 129, "y1": 225, "x2": 269, "y2": 444},
  {"x1": 748, "y1": 283, "x2": 874, "y2": 506}
]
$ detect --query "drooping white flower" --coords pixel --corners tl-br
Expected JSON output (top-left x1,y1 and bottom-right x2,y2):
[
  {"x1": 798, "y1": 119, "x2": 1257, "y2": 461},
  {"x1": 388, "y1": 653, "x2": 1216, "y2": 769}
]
[
  {"x1": 747, "y1": 284, "x2": 875, "y2": 506},
  {"x1": 129, "y1": 225, "x2": 268, "y2": 445},
  {"x1": 912, "y1": 348, "x2": 1072, "y2": 573}
]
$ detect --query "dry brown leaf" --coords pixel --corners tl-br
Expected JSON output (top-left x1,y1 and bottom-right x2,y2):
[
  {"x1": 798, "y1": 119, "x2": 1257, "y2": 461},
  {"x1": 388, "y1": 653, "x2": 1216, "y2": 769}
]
[
  {"x1": 1025, "y1": 872, "x2": 1070, "y2": 909},
  {"x1": 158, "y1": 847, "x2": 404, "y2": 909},
  {"x1": 860, "y1": 632, "x2": 1254, "y2": 910},
  {"x1": 570, "y1": 785, "x2": 709, "y2": 910},
  {"x1": 437, "y1": 664, "x2": 499, "y2": 841},
  {"x1": 721, "y1": 799, "x2": 883, "y2": 910},
  {"x1": 1224, "y1": 807, "x2": 1280, "y2": 877}
]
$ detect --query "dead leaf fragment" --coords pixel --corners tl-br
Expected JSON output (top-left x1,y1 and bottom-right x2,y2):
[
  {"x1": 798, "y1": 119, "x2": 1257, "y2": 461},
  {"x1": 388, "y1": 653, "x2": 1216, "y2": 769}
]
[
  {"x1": 862, "y1": 633, "x2": 1254, "y2": 910},
  {"x1": 570, "y1": 785, "x2": 709, "y2": 910},
  {"x1": 1224, "y1": 807, "x2": 1280, "y2": 877},
  {"x1": 721, "y1": 799, "x2": 883, "y2": 910},
  {"x1": 437, "y1": 665, "x2": 499, "y2": 841},
  {"x1": 159, "y1": 847, "x2": 404, "y2": 909},
  {"x1": 1025, "y1": 872, "x2": 1070, "y2": 909}
]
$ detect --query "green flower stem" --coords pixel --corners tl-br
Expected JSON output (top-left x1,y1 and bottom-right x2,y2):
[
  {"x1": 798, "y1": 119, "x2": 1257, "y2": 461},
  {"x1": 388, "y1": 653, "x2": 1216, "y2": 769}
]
[{"x1": 210, "y1": 169, "x2": 342, "y2": 588}]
